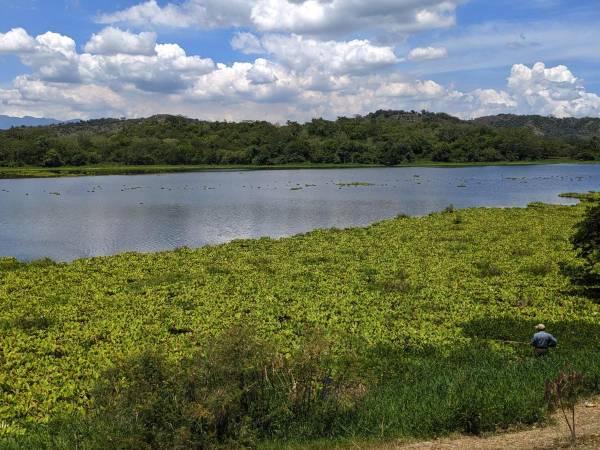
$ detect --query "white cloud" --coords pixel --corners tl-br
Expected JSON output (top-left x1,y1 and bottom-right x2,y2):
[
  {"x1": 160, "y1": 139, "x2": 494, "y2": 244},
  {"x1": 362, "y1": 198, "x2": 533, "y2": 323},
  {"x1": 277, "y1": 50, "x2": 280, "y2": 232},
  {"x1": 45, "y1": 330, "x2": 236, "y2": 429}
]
[
  {"x1": 96, "y1": 0, "x2": 252, "y2": 29},
  {"x1": 35, "y1": 32, "x2": 77, "y2": 57},
  {"x1": 0, "y1": 28, "x2": 215, "y2": 93},
  {"x1": 1, "y1": 75, "x2": 127, "y2": 119},
  {"x1": 77, "y1": 48, "x2": 215, "y2": 93},
  {"x1": 84, "y1": 27, "x2": 157, "y2": 56},
  {"x1": 0, "y1": 28, "x2": 36, "y2": 53},
  {"x1": 506, "y1": 62, "x2": 600, "y2": 117},
  {"x1": 408, "y1": 46, "x2": 448, "y2": 61},
  {"x1": 376, "y1": 80, "x2": 445, "y2": 99},
  {"x1": 11, "y1": 31, "x2": 81, "y2": 83},
  {"x1": 251, "y1": 0, "x2": 461, "y2": 38},
  {"x1": 1, "y1": 27, "x2": 599, "y2": 122},
  {"x1": 97, "y1": 0, "x2": 462, "y2": 40},
  {"x1": 259, "y1": 34, "x2": 399, "y2": 75},
  {"x1": 189, "y1": 58, "x2": 298, "y2": 103}
]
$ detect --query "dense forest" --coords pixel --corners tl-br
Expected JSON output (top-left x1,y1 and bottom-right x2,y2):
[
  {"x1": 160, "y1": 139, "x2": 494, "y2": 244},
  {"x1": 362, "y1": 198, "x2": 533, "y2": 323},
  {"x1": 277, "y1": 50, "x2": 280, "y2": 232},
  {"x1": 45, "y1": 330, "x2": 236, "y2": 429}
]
[{"x1": 1, "y1": 110, "x2": 599, "y2": 167}]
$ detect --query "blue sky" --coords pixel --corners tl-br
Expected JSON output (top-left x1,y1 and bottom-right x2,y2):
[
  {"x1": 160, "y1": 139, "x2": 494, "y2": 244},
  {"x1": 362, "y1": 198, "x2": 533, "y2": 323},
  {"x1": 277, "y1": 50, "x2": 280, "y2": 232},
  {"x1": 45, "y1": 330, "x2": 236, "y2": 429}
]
[{"x1": 0, "y1": 0, "x2": 599, "y2": 121}]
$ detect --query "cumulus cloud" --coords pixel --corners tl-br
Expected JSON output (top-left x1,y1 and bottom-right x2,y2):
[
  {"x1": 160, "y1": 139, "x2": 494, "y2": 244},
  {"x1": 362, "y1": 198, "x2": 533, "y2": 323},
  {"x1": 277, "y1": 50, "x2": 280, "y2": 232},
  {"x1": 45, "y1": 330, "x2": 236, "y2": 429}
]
[
  {"x1": 0, "y1": 28, "x2": 36, "y2": 53},
  {"x1": 408, "y1": 46, "x2": 448, "y2": 61},
  {"x1": 0, "y1": 28, "x2": 215, "y2": 93},
  {"x1": 97, "y1": 0, "x2": 461, "y2": 39},
  {"x1": 0, "y1": 75, "x2": 127, "y2": 119},
  {"x1": 506, "y1": 62, "x2": 600, "y2": 117},
  {"x1": 258, "y1": 34, "x2": 399, "y2": 75},
  {"x1": 1, "y1": 26, "x2": 599, "y2": 122},
  {"x1": 84, "y1": 27, "x2": 157, "y2": 56},
  {"x1": 375, "y1": 80, "x2": 445, "y2": 99},
  {"x1": 189, "y1": 58, "x2": 298, "y2": 103},
  {"x1": 96, "y1": 0, "x2": 252, "y2": 29},
  {"x1": 251, "y1": 0, "x2": 460, "y2": 38}
]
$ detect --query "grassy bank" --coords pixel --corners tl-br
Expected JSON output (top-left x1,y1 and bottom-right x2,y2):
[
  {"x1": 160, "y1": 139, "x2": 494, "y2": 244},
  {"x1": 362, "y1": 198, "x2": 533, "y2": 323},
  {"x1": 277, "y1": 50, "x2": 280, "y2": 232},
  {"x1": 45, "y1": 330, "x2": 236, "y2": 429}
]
[
  {"x1": 1, "y1": 158, "x2": 598, "y2": 179},
  {"x1": 1, "y1": 200, "x2": 600, "y2": 448}
]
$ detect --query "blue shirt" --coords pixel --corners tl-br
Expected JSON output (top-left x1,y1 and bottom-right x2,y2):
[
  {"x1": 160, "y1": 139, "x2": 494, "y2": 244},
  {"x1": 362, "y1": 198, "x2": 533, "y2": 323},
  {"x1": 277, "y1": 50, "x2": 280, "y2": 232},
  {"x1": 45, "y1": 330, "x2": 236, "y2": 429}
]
[{"x1": 531, "y1": 331, "x2": 557, "y2": 349}]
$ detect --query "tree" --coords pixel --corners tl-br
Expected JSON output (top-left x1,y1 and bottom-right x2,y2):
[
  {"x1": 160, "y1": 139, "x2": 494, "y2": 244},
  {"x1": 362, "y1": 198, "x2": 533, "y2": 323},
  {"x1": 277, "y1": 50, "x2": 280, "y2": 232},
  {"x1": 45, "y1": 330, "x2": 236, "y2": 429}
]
[
  {"x1": 545, "y1": 370, "x2": 586, "y2": 444},
  {"x1": 42, "y1": 149, "x2": 63, "y2": 167},
  {"x1": 572, "y1": 201, "x2": 600, "y2": 271}
]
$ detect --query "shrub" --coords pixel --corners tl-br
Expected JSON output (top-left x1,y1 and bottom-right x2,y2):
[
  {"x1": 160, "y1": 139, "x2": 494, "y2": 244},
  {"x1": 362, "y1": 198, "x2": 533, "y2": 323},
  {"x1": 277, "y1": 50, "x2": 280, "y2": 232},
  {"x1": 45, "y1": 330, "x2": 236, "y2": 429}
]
[
  {"x1": 545, "y1": 370, "x2": 587, "y2": 443},
  {"x1": 573, "y1": 201, "x2": 600, "y2": 270},
  {"x1": 78, "y1": 327, "x2": 366, "y2": 448}
]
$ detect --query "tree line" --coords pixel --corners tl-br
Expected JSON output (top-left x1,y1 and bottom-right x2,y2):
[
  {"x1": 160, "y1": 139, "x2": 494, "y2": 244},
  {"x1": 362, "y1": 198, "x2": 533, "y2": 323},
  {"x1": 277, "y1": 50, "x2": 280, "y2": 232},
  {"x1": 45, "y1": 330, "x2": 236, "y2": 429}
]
[{"x1": 1, "y1": 110, "x2": 599, "y2": 167}]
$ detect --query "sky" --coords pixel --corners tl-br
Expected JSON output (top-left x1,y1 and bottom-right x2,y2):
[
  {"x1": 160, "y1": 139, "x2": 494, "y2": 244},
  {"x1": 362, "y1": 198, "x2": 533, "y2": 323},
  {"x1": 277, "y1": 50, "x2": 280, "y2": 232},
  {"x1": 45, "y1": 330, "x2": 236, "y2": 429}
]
[{"x1": 0, "y1": 0, "x2": 599, "y2": 122}]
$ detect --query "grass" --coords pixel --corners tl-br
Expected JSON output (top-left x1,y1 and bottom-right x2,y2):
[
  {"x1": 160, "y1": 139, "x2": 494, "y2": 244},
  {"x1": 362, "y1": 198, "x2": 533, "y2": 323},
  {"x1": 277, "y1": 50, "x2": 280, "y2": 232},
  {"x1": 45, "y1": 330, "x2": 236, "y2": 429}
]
[
  {"x1": 0, "y1": 158, "x2": 598, "y2": 179},
  {"x1": 1, "y1": 200, "x2": 600, "y2": 448}
]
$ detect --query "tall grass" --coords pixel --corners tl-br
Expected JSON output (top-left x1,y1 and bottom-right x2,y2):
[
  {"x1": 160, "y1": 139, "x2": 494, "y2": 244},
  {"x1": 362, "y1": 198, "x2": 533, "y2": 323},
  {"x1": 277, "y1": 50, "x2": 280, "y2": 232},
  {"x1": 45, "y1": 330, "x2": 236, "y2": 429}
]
[{"x1": 4, "y1": 324, "x2": 600, "y2": 449}]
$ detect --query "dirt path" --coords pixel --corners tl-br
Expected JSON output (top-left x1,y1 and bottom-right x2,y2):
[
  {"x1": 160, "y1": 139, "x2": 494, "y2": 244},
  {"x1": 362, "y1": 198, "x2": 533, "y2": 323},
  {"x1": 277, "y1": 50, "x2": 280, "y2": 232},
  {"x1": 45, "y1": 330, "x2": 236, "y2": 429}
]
[{"x1": 365, "y1": 398, "x2": 600, "y2": 450}]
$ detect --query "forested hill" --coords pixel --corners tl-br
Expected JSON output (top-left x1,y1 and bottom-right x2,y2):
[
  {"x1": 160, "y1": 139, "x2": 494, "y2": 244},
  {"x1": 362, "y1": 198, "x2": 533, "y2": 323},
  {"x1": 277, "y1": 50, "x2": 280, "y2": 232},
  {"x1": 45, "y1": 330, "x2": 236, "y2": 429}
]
[
  {"x1": 473, "y1": 114, "x2": 600, "y2": 140},
  {"x1": 1, "y1": 110, "x2": 599, "y2": 167}
]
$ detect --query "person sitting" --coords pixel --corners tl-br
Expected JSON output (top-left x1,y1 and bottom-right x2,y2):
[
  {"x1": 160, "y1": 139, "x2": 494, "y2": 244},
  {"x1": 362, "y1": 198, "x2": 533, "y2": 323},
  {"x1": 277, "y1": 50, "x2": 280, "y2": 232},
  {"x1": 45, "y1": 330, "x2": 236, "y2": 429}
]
[{"x1": 531, "y1": 323, "x2": 557, "y2": 357}]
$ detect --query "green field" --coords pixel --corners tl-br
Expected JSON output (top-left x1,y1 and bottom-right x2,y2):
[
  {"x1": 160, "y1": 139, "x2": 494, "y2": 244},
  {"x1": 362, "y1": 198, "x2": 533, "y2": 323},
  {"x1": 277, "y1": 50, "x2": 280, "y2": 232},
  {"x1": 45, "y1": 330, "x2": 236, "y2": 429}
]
[
  {"x1": 1, "y1": 158, "x2": 598, "y2": 179},
  {"x1": 1, "y1": 199, "x2": 600, "y2": 448}
]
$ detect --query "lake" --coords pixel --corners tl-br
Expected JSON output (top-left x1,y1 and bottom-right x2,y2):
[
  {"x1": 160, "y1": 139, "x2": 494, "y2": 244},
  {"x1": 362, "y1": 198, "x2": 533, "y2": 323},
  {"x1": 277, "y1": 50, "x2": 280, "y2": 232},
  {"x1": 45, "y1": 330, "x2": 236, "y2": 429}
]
[{"x1": 1, "y1": 164, "x2": 599, "y2": 261}]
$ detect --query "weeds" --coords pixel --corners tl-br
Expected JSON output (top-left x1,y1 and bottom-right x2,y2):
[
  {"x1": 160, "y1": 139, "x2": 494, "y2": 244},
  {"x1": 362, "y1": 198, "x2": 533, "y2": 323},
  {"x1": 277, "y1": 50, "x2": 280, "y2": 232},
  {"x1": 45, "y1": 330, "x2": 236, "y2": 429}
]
[{"x1": 475, "y1": 259, "x2": 503, "y2": 277}]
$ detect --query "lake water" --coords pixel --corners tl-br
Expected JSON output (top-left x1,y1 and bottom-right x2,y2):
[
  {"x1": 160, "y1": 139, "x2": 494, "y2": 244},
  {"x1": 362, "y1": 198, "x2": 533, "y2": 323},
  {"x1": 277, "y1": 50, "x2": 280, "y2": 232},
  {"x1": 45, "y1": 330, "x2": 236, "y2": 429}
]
[{"x1": 1, "y1": 164, "x2": 599, "y2": 261}]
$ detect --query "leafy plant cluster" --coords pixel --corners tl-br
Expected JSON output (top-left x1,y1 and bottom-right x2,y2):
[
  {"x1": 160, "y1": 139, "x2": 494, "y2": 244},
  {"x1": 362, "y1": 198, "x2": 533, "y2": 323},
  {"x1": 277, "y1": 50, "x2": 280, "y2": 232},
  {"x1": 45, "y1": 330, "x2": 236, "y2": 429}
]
[
  {"x1": 2, "y1": 201, "x2": 600, "y2": 447},
  {"x1": 1, "y1": 110, "x2": 599, "y2": 168}
]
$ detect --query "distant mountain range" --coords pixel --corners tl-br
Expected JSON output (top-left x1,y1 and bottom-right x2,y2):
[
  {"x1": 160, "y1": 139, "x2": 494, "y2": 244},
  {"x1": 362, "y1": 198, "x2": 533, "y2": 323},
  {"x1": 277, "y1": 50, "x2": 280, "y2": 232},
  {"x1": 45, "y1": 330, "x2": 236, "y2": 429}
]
[{"x1": 0, "y1": 115, "x2": 71, "y2": 130}]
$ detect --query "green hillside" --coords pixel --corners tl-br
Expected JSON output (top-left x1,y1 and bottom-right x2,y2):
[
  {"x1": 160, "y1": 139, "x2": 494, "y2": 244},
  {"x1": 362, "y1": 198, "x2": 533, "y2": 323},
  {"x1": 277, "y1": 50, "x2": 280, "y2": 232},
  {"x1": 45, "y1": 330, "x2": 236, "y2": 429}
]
[{"x1": 1, "y1": 110, "x2": 599, "y2": 169}]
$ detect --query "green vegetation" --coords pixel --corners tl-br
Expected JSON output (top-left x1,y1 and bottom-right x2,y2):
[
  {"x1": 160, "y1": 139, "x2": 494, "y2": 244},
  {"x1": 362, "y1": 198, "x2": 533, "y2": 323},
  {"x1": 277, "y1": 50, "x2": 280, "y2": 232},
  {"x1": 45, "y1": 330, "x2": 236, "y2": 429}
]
[
  {"x1": 474, "y1": 114, "x2": 600, "y2": 141},
  {"x1": 573, "y1": 201, "x2": 600, "y2": 271},
  {"x1": 0, "y1": 163, "x2": 380, "y2": 179},
  {"x1": 1, "y1": 159, "x2": 597, "y2": 180},
  {"x1": 2, "y1": 200, "x2": 600, "y2": 448},
  {"x1": 1, "y1": 111, "x2": 599, "y2": 173}
]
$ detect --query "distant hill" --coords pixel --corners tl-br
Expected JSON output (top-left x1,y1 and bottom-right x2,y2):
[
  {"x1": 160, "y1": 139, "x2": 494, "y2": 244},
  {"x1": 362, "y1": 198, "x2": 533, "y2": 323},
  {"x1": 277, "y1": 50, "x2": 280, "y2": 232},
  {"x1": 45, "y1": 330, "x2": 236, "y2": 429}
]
[
  {"x1": 473, "y1": 114, "x2": 600, "y2": 140},
  {"x1": 0, "y1": 115, "x2": 67, "y2": 130}
]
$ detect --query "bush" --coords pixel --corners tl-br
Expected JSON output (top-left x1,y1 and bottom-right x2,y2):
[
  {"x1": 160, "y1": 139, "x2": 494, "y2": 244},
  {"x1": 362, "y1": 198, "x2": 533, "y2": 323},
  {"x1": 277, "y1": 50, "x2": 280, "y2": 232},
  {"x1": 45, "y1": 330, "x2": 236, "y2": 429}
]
[
  {"x1": 69, "y1": 327, "x2": 365, "y2": 449},
  {"x1": 573, "y1": 201, "x2": 600, "y2": 270},
  {"x1": 42, "y1": 149, "x2": 63, "y2": 167}
]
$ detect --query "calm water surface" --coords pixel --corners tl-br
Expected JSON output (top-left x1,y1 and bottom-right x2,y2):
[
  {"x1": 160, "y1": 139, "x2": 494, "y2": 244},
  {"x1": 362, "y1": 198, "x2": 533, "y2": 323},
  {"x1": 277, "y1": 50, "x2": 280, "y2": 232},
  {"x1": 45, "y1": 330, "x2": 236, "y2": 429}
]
[{"x1": 1, "y1": 164, "x2": 599, "y2": 261}]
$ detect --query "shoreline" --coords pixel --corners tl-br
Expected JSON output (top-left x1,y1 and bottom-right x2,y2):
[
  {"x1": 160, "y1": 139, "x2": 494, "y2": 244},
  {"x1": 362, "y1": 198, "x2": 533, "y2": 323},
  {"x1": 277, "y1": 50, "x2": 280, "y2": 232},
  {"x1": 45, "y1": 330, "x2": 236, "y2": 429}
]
[{"x1": 1, "y1": 159, "x2": 599, "y2": 179}]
